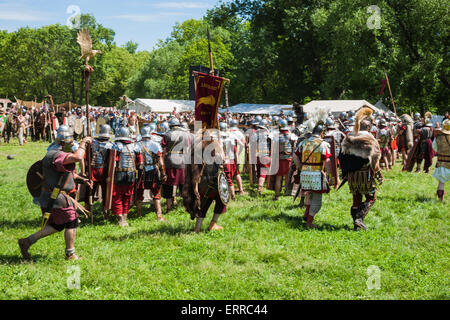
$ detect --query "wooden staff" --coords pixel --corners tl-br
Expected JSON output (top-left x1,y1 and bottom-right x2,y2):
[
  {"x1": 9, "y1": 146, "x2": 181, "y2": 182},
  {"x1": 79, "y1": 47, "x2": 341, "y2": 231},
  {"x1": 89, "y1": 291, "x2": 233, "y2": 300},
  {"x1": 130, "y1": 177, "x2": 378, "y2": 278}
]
[
  {"x1": 384, "y1": 70, "x2": 397, "y2": 115},
  {"x1": 207, "y1": 26, "x2": 214, "y2": 76},
  {"x1": 84, "y1": 67, "x2": 93, "y2": 222}
]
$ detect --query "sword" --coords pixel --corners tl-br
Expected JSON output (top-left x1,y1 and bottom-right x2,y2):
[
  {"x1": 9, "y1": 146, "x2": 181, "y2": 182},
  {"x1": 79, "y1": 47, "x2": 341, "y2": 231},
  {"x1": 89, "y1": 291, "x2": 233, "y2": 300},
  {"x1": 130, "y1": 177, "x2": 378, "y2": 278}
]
[
  {"x1": 337, "y1": 177, "x2": 348, "y2": 191},
  {"x1": 293, "y1": 182, "x2": 302, "y2": 202}
]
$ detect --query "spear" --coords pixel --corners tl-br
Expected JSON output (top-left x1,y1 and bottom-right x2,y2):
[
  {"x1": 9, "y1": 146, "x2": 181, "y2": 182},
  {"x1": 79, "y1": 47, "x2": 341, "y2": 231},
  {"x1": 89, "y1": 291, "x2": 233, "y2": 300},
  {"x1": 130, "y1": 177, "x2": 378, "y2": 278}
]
[
  {"x1": 384, "y1": 69, "x2": 397, "y2": 115},
  {"x1": 207, "y1": 26, "x2": 214, "y2": 76}
]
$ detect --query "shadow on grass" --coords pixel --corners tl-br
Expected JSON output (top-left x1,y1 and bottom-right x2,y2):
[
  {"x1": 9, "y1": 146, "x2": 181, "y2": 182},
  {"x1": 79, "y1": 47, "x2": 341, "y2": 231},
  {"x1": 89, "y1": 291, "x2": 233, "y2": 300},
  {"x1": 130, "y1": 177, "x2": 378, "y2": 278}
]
[
  {"x1": 0, "y1": 219, "x2": 40, "y2": 229},
  {"x1": 0, "y1": 254, "x2": 45, "y2": 265},
  {"x1": 237, "y1": 211, "x2": 352, "y2": 232},
  {"x1": 103, "y1": 223, "x2": 193, "y2": 241}
]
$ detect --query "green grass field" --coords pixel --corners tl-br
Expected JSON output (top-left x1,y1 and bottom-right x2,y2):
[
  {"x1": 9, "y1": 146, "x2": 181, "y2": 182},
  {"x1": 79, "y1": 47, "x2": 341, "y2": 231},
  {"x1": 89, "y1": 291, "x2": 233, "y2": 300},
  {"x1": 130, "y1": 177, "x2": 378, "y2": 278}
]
[{"x1": 0, "y1": 140, "x2": 448, "y2": 300}]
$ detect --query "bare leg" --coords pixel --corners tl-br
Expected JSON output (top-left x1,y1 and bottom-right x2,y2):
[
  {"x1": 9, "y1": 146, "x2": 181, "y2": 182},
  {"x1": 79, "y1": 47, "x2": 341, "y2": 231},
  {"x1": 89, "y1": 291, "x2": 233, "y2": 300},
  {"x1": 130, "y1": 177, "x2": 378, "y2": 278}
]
[
  {"x1": 235, "y1": 174, "x2": 246, "y2": 195},
  {"x1": 154, "y1": 199, "x2": 165, "y2": 221},
  {"x1": 208, "y1": 213, "x2": 223, "y2": 231},
  {"x1": 18, "y1": 225, "x2": 59, "y2": 260},
  {"x1": 194, "y1": 218, "x2": 204, "y2": 233},
  {"x1": 64, "y1": 228, "x2": 77, "y2": 253},
  {"x1": 257, "y1": 177, "x2": 266, "y2": 195},
  {"x1": 274, "y1": 176, "x2": 282, "y2": 200}
]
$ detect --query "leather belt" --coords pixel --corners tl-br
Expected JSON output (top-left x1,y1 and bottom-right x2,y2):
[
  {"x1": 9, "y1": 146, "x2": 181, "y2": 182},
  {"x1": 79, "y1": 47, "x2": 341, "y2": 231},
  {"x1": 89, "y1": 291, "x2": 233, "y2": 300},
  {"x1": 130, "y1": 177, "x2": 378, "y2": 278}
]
[{"x1": 115, "y1": 168, "x2": 137, "y2": 172}]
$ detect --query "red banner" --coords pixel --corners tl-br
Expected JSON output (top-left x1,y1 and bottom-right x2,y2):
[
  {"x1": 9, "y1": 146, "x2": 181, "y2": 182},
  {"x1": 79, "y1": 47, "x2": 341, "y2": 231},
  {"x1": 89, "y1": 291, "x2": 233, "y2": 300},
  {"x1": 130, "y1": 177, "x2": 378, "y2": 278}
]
[
  {"x1": 194, "y1": 72, "x2": 226, "y2": 129},
  {"x1": 379, "y1": 79, "x2": 387, "y2": 96}
]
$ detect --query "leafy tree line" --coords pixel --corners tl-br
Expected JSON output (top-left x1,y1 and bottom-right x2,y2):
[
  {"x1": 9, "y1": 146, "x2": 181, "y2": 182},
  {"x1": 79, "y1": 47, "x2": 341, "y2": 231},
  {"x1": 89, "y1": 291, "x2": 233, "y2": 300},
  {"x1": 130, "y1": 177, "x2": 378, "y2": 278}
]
[
  {"x1": 0, "y1": 1, "x2": 448, "y2": 114},
  {"x1": 0, "y1": 14, "x2": 148, "y2": 107}
]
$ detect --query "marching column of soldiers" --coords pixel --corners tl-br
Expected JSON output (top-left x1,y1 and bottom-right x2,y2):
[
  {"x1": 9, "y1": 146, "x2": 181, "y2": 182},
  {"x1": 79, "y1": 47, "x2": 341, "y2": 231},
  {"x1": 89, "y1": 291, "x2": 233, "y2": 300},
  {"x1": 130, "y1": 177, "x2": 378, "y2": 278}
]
[{"x1": 16, "y1": 103, "x2": 449, "y2": 261}]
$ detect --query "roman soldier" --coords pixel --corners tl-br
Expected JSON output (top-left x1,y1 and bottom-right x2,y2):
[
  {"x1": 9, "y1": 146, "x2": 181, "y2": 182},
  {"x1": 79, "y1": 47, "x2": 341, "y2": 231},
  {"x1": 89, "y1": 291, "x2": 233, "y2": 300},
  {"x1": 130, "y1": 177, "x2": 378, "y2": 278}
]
[
  {"x1": 339, "y1": 107, "x2": 383, "y2": 231},
  {"x1": 229, "y1": 119, "x2": 247, "y2": 195},
  {"x1": 397, "y1": 114, "x2": 414, "y2": 167},
  {"x1": 324, "y1": 117, "x2": 346, "y2": 158},
  {"x1": 249, "y1": 119, "x2": 272, "y2": 195},
  {"x1": 273, "y1": 119, "x2": 295, "y2": 200},
  {"x1": 293, "y1": 122, "x2": 334, "y2": 228},
  {"x1": 111, "y1": 126, "x2": 143, "y2": 227},
  {"x1": 161, "y1": 118, "x2": 192, "y2": 212},
  {"x1": 415, "y1": 112, "x2": 435, "y2": 173},
  {"x1": 182, "y1": 129, "x2": 229, "y2": 233},
  {"x1": 135, "y1": 126, "x2": 167, "y2": 221},
  {"x1": 432, "y1": 119, "x2": 450, "y2": 201},
  {"x1": 90, "y1": 124, "x2": 114, "y2": 217},
  {"x1": 220, "y1": 122, "x2": 237, "y2": 199},
  {"x1": 18, "y1": 125, "x2": 92, "y2": 260},
  {"x1": 377, "y1": 118, "x2": 393, "y2": 170},
  {"x1": 0, "y1": 108, "x2": 6, "y2": 143}
]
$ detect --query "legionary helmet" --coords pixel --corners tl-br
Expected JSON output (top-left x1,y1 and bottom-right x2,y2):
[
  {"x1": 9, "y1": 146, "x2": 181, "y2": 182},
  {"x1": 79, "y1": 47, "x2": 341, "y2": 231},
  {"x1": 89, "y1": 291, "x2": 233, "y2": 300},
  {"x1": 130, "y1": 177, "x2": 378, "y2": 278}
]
[
  {"x1": 255, "y1": 115, "x2": 263, "y2": 123},
  {"x1": 141, "y1": 126, "x2": 152, "y2": 138},
  {"x1": 287, "y1": 116, "x2": 294, "y2": 123},
  {"x1": 230, "y1": 119, "x2": 239, "y2": 127},
  {"x1": 258, "y1": 119, "x2": 269, "y2": 129},
  {"x1": 278, "y1": 119, "x2": 289, "y2": 130},
  {"x1": 219, "y1": 122, "x2": 228, "y2": 131},
  {"x1": 312, "y1": 124, "x2": 325, "y2": 135},
  {"x1": 55, "y1": 125, "x2": 74, "y2": 145},
  {"x1": 339, "y1": 112, "x2": 347, "y2": 120},
  {"x1": 160, "y1": 121, "x2": 169, "y2": 133},
  {"x1": 115, "y1": 126, "x2": 131, "y2": 141},
  {"x1": 97, "y1": 124, "x2": 112, "y2": 139},
  {"x1": 168, "y1": 118, "x2": 180, "y2": 127},
  {"x1": 325, "y1": 117, "x2": 335, "y2": 128},
  {"x1": 414, "y1": 113, "x2": 421, "y2": 121},
  {"x1": 347, "y1": 111, "x2": 355, "y2": 118},
  {"x1": 149, "y1": 123, "x2": 158, "y2": 133}
]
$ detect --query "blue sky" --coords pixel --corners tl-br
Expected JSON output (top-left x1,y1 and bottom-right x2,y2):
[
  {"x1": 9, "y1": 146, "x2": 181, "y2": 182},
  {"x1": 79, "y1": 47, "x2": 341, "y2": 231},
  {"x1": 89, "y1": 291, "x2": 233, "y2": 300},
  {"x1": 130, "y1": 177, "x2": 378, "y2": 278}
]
[{"x1": 0, "y1": 0, "x2": 221, "y2": 51}]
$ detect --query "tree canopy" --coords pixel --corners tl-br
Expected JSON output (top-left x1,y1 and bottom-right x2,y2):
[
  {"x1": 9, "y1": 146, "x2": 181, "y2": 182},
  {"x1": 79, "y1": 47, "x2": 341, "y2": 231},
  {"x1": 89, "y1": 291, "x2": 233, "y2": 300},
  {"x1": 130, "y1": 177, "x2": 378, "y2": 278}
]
[{"x1": 0, "y1": 1, "x2": 448, "y2": 114}]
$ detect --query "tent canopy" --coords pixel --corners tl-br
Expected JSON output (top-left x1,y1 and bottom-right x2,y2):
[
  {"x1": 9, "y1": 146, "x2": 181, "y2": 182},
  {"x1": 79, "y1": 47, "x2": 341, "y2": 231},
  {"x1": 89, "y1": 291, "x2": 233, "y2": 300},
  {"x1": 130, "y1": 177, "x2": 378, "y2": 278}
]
[
  {"x1": 220, "y1": 103, "x2": 294, "y2": 115},
  {"x1": 303, "y1": 100, "x2": 390, "y2": 116},
  {"x1": 132, "y1": 99, "x2": 195, "y2": 114}
]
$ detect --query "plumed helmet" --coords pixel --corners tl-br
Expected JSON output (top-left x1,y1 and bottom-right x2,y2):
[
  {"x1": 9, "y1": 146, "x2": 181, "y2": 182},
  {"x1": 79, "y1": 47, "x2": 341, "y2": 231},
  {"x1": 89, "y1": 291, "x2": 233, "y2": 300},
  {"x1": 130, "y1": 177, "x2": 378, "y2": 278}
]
[
  {"x1": 219, "y1": 122, "x2": 228, "y2": 131},
  {"x1": 141, "y1": 126, "x2": 152, "y2": 138},
  {"x1": 414, "y1": 113, "x2": 421, "y2": 120},
  {"x1": 325, "y1": 117, "x2": 335, "y2": 128},
  {"x1": 230, "y1": 119, "x2": 239, "y2": 127},
  {"x1": 168, "y1": 118, "x2": 180, "y2": 127},
  {"x1": 115, "y1": 126, "x2": 131, "y2": 141},
  {"x1": 55, "y1": 125, "x2": 74, "y2": 144},
  {"x1": 278, "y1": 119, "x2": 289, "y2": 130},
  {"x1": 160, "y1": 121, "x2": 169, "y2": 132},
  {"x1": 97, "y1": 124, "x2": 112, "y2": 139}
]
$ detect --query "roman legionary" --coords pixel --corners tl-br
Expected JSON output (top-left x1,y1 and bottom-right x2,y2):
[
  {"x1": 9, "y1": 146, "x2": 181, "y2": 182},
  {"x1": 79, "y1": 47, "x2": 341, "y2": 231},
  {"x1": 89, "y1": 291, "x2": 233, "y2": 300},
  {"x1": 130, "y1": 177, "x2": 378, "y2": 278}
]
[
  {"x1": 432, "y1": 119, "x2": 450, "y2": 201},
  {"x1": 18, "y1": 125, "x2": 92, "y2": 260},
  {"x1": 90, "y1": 124, "x2": 114, "y2": 217},
  {"x1": 273, "y1": 119, "x2": 295, "y2": 200},
  {"x1": 415, "y1": 112, "x2": 435, "y2": 173},
  {"x1": 229, "y1": 119, "x2": 247, "y2": 196},
  {"x1": 339, "y1": 107, "x2": 383, "y2": 231},
  {"x1": 250, "y1": 119, "x2": 272, "y2": 196},
  {"x1": 135, "y1": 126, "x2": 167, "y2": 221},
  {"x1": 293, "y1": 123, "x2": 334, "y2": 228},
  {"x1": 161, "y1": 118, "x2": 192, "y2": 212},
  {"x1": 377, "y1": 118, "x2": 393, "y2": 170},
  {"x1": 182, "y1": 129, "x2": 230, "y2": 233},
  {"x1": 324, "y1": 117, "x2": 346, "y2": 158},
  {"x1": 397, "y1": 114, "x2": 414, "y2": 167},
  {"x1": 220, "y1": 122, "x2": 237, "y2": 199},
  {"x1": 111, "y1": 126, "x2": 143, "y2": 227}
]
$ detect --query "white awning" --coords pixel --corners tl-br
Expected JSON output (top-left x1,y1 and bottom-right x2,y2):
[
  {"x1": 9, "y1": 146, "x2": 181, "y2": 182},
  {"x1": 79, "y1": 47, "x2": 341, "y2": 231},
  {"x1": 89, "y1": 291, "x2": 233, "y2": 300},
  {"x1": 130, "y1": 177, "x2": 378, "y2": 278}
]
[{"x1": 132, "y1": 99, "x2": 195, "y2": 114}]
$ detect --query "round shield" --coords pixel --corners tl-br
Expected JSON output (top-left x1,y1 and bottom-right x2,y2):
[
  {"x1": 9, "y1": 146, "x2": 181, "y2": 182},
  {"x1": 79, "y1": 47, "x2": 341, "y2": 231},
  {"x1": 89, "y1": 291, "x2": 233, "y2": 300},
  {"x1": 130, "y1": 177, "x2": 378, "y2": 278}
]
[
  {"x1": 26, "y1": 160, "x2": 43, "y2": 198},
  {"x1": 95, "y1": 116, "x2": 107, "y2": 135},
  {"x1": 218, "y1": 171, "x2": 230, "y2": 205},
  {"x1": 74, "y1": 118, "x2": 83, "y2": 135}
]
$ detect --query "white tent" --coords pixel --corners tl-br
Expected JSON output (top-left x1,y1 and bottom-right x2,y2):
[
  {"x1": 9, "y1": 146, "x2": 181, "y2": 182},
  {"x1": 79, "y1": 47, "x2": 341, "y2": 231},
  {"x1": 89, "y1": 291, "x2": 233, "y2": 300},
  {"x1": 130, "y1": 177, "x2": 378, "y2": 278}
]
[
  {"x1": 303, "y1": 100, "x2": 390, "y2": 116},
  {"x1": 220, "y1": 103, "x2": 294, "y2": 115},
  {"x1": 132, "y1": 99, "x2": 195, "y2": 114}
]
